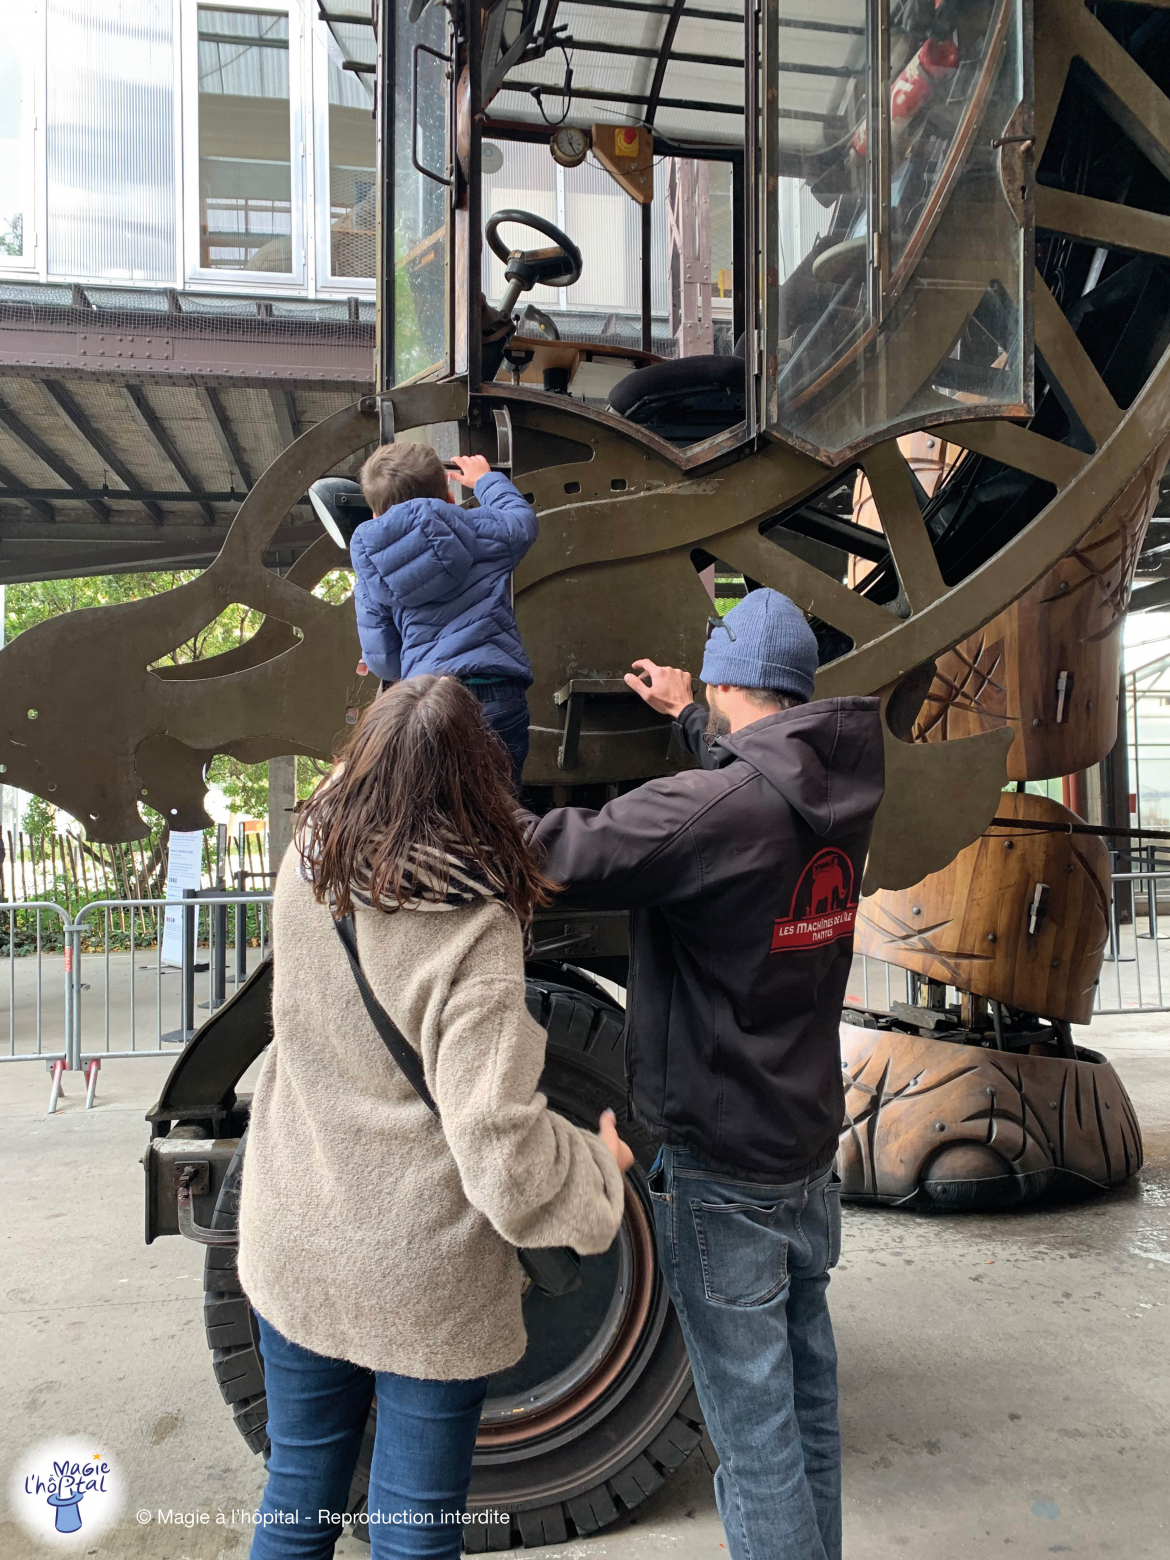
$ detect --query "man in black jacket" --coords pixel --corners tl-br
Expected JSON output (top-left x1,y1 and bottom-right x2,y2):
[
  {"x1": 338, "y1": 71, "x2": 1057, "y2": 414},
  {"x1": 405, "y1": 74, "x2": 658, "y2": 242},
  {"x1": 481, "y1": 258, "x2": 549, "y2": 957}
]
[{"x1": 529, "y1": 589, "x2": 884, "y2": 1560}]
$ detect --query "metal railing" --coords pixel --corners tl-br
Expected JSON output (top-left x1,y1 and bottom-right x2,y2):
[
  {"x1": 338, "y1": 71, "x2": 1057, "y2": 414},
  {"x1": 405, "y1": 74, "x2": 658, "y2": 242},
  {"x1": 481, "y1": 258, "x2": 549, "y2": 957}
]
[
  {"x1": 7, "y1": 858, "x2": 1170, "y2": 1118},
  {"x1": 2, "y1": 902, "x2": 71, "y2": 1064},
  {"x1": 1094, "y1": 863, "x2": 1170, "y2": 1014},
  {"x1": 0, "y1": 890, "x2": 272, "y2": 1110}
]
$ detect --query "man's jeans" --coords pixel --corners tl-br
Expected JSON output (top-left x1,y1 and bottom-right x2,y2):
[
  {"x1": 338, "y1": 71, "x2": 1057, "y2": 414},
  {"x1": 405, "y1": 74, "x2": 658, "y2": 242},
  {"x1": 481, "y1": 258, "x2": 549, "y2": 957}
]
[
  {"x1": 251, "y1": 1314, "x2": 487, "y2": 1560},
  {"x1": 648, "y1": 1147, "x2": 843, "y2": 1560}
]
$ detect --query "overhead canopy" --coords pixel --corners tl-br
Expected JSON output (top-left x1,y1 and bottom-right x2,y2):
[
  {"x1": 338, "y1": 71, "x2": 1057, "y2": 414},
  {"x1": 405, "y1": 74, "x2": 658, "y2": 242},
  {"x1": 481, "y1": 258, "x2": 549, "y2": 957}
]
[
  {"x1": 491, "y1": 0, "x2": 746, "y2": 146},
  {"x1": 0, "y1": 282, "x2": 374, "y2": 584}
]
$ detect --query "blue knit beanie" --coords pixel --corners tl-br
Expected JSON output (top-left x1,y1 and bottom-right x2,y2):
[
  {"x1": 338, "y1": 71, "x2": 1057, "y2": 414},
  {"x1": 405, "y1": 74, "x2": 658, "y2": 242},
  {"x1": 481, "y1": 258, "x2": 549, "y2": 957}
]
[{"x1": 699, "y1": 588, "x2": 818, "y2": 700}]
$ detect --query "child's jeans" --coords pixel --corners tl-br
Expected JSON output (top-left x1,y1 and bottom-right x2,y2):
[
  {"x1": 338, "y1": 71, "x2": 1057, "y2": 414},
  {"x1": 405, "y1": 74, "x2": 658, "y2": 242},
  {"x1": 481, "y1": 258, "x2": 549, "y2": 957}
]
[{"x1": 462, "y1": 677, "x2": 530, "y2": 792}]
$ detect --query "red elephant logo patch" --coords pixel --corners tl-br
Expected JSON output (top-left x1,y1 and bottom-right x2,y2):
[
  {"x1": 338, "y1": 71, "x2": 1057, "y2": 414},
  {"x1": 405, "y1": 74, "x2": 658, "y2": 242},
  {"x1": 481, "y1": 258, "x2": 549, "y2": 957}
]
[{"x1": 771, "y1": 848, "x2": 857, "y2": 952}]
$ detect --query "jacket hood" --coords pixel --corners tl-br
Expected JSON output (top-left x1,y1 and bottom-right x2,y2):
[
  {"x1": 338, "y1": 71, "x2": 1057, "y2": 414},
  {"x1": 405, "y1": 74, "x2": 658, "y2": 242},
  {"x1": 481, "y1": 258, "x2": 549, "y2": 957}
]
[
  {"x1": 716, "y1": 696, "x2": 884, "y2": 838},
  {"x1": 351, "y1": 499, "x2": 476, "y2": 608}
]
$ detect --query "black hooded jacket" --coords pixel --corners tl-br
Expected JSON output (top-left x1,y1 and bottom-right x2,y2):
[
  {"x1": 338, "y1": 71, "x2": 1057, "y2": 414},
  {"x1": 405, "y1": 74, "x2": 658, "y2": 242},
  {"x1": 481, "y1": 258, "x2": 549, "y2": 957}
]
[{"x1": 529, "y1": 696, "x2": 885, "y2": 1179}]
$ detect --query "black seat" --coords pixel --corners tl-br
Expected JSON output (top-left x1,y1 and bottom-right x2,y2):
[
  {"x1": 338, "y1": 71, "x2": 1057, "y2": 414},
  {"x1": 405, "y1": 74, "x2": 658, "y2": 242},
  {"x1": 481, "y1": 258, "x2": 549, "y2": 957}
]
[{"x1": 608, "y1": 339, "x2": 745, "y2": 444}]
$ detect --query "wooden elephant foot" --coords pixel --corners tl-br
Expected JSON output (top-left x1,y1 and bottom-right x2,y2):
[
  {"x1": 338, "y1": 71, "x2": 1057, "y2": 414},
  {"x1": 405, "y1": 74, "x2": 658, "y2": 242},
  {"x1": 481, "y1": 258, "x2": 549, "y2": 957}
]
[{"x1": 837, "y1": 1015, "x2": 1143, "y2": 1209}]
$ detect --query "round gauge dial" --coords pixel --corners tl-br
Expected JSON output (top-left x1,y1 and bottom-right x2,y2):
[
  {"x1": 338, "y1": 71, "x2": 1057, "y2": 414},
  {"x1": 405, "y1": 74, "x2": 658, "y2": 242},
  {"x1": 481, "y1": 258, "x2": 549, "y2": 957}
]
[{"x1": 550, "y1": 126, "x2": 590, "y2": 168}]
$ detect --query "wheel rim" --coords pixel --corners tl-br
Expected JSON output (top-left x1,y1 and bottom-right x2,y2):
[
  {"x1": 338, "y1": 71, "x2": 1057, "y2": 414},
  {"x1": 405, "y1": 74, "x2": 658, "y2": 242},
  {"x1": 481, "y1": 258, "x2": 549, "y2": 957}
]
[{"x1": 476, "y1": 1181, "x2": 658, "y2": 1451}]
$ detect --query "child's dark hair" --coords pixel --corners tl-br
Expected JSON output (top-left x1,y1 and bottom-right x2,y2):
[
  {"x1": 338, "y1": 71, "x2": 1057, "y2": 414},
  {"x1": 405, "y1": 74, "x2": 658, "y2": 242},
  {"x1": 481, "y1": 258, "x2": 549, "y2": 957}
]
[{"x1": 358, "y1": 442, "x2": 450, "y2": 514}]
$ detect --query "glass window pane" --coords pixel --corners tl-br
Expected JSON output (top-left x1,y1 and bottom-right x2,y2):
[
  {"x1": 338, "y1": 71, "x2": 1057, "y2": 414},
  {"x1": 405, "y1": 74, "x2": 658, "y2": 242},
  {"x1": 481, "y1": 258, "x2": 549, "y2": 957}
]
[
  {"x1": 327, "y1": 58, "x2": 375, "y2": 279},
  {"x1": 0, "y1": 18, "x2": 29, "y2": 260},
  {"x1": 763, "y1": 0, "x2": 1030, "y2": 458},
  {"x1": 393, "y1": 4, "x2": 449, "y2": 381},
  {"x1": 198, "y1": 7, "x2": 292, "y2": 273}
]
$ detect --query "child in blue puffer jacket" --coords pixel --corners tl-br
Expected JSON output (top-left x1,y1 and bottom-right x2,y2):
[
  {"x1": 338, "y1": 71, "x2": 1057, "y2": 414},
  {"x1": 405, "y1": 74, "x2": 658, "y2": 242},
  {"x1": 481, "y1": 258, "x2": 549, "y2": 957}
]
[{"x1": 350, "y1": 441, "x2": 538, "y2": 791}]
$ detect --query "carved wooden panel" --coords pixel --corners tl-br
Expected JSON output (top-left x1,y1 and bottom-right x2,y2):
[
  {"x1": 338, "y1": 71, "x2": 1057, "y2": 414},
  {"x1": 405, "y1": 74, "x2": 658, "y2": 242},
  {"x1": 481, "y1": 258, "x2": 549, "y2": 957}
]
[
  {"x1": 911, "y1": 453, "x2": 1160, "y2": 779},
  {"x1": 856, "y1": 792, "x2": 1111, "y2": 1023},
  {"x1": 837, "y1": 1022, "x2": 1143, "y2": 1206}
]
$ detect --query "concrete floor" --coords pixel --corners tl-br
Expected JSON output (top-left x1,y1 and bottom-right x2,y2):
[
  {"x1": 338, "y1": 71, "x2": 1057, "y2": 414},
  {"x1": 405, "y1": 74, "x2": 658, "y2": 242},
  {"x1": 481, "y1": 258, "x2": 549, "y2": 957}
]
[{"x1": 1, "y1": 1014, "x2": 1167, "y2": 1560}]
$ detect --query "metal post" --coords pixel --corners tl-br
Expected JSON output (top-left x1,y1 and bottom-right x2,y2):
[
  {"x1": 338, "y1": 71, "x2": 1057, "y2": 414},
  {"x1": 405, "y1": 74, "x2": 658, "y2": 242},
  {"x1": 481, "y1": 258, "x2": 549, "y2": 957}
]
[
  {"x1": 62, "y1": 930, "x2": 73, "y2": 1073},
  {"x1": 181, "y1": 886, "x2": 196, "y2": 1043},
  {"x1": 212, "y1": 823, "x2": 227, "y2": 1010},
  {"x1": 1147, "y1": 843, "x2": 1158, "y2": 939},
  {"x1": 235, "y1": 871, "x2": 248, "y2": 986},
  {"x1": 640, "y1": 198, "x2": 653, "y2": 354},
  {"x1": 70, "y1": 924, "x2": 83, "y2": 1072},
  {"x1": 47, "y1": 1057, "x2": 66, "y2": 1114}
]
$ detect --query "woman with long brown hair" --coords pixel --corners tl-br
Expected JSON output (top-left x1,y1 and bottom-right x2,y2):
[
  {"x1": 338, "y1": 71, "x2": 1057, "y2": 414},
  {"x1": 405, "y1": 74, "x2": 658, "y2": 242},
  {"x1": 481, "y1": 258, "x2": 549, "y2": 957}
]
[{"x1": 237, "y1": 675, "x2": 631, "y2": 1560}]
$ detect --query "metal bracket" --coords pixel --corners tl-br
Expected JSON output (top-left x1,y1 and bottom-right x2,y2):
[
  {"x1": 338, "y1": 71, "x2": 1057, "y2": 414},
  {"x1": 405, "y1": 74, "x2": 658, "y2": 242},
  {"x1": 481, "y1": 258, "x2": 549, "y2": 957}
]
[
  {"x1": 175, "y1": 1161, "x2": 236, "y2": 1246},
  {"x1": 377, "y1": 395, "x2": 395, "y2": 447},
  {"x1": 531, "y1": 926, "x2": 594, "y2": 956},
  {"x1": 492, "y1": 406, "x2": 513, "y2": 475},
  {"x1": 553, "y1": 678, "x2": 638, "y2": 770},
  {"x1": 411, "y1": 41, "x2": 454, "y2": 187}
]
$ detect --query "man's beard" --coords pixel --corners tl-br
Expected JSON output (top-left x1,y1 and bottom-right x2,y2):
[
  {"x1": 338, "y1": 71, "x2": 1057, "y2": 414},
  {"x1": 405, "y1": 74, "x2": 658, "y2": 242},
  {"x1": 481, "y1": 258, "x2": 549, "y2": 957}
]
[{"x1": 705, "y1": 696, "x2": 731, "y2": 740}]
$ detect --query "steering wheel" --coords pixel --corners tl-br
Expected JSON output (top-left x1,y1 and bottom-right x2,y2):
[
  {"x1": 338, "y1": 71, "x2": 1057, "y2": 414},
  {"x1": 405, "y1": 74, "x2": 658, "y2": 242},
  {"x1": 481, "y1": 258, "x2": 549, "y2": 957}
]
[{"x1": 486, "y1": 209, "x2": 583, "y2": 318}]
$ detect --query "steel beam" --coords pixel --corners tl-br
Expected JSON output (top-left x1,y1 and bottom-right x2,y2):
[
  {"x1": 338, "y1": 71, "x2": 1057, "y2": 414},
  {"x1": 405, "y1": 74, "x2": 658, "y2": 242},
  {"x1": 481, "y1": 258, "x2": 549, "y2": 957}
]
[
  {"x1": 123, "y1": 385, "x2": 216, "y2": 524},
  {"x1": 197, "y1": 387, "x2": 253, "y2": 489},
  {"x1": 0, "y1": 458, "x2": 53, "y2": 522},
  {"x1": 42, "y1": 379, "x2": 164, "y2": 524},
  {"x1": 645, "y1": 0, "x2": 689, "y2": 127},
  {"x1": 268, "y1": 385, "x2": 299, "y2": 449},
  {"x1": 0, "y1": 397, "x2": 110, "y2": 522}
]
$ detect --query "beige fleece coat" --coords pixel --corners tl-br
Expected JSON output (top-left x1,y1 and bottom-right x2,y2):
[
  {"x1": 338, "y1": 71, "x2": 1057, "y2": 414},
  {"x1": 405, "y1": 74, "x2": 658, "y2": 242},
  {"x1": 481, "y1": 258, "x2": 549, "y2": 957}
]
[{"x1": 237, "y1": 852, "x2": 626, "y2": 1380}]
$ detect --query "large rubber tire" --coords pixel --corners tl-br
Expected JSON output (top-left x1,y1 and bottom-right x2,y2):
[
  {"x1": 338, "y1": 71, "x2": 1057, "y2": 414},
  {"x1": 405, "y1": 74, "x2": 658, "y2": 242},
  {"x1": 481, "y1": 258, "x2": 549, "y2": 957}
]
[{"x1": 202, "y1": 976, "x2": 716, "y2": 1548}]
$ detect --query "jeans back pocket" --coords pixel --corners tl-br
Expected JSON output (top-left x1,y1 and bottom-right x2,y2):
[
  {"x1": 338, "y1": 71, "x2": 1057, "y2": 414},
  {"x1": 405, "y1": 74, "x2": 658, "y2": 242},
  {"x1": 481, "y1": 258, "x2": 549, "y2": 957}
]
[{"x1": 690, "y1": 1200, "x2": 791, "y2": 1307}]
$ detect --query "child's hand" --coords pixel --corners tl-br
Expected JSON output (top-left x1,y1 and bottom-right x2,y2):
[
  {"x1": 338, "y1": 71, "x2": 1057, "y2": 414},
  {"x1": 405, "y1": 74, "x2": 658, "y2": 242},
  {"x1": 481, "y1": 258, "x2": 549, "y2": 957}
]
[{"x1": 449, "y1": 454, "x2": 492, "y2": 489}]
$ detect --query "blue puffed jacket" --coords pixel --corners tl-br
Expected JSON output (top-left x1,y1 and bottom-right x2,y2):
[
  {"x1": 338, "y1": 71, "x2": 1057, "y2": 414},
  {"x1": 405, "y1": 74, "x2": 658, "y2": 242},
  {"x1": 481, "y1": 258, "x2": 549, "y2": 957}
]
[{"x1": 349, "y1": 471, "x2": 538, "y2": 686}]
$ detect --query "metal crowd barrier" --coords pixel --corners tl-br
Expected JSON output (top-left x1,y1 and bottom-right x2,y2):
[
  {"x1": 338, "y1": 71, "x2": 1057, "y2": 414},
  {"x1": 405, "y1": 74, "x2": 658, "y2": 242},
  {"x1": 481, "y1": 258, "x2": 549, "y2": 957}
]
[
  {"x1": 847, "y1": 864, "x2": 1170, "y2": 1020},
  {"x1": 6, "y1": 860, "x2": 1169, "y2": 1118},
  {"x1": 0, "y1": 891, "x2": 272, "y2": 1112}
]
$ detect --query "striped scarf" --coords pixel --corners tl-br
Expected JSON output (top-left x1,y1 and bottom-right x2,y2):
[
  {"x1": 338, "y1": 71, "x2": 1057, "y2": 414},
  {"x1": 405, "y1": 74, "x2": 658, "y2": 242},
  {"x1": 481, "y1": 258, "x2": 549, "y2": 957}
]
[{"x1": 300, "y1": 839, "x2": 502, "y2": 913}]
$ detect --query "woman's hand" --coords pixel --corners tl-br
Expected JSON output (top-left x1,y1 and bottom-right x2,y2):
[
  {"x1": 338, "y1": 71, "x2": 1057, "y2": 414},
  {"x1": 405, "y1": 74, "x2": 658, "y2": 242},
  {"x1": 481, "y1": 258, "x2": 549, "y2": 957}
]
[{"x1": 599, "y1": 1109, "x2": 635, "y2": 1173}]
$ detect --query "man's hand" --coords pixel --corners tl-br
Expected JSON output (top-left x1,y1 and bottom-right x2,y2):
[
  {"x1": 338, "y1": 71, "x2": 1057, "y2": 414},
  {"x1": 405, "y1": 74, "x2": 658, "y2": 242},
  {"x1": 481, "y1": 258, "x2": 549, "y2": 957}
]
[
  {"x1": 599, "y1": 1109, "x2": 635, "y2": 1173},
  {"x1": 448, "y1": 454, "x2": 492, "y2": 489},
  {"x1": 624, "y1": 659, "x2": 694, "y2": 719},
  {"x1": 356, "y1": 659, "x2": 369, "y2": 677}
]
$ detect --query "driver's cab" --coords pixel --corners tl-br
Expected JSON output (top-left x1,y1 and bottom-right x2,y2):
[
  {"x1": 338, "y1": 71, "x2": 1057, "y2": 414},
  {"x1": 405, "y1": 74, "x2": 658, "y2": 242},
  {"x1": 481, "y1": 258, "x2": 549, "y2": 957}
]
[{"x1": 384, "y1": 0, "x2": 1032, "y2": 467}]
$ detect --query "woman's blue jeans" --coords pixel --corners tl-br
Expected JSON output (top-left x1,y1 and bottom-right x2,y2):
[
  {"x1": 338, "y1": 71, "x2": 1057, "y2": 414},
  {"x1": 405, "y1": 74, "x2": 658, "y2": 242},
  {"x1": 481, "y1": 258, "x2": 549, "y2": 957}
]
[
  {"x1": 648, "y1": 1147, "x2": 842, "y2": 1560},
  {"x1": 250, "y1": 1314, "x2": 488, "y2": 1560}
]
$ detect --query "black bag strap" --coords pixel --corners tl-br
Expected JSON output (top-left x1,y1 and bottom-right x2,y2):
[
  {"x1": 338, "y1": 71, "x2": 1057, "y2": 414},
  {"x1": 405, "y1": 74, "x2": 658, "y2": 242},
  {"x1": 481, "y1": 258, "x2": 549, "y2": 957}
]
[
  {"x1": 333, "y1": 913, "x2": 438, "y2": 1116},
  {"x1": 332, "y1": 911, "x2": 584, "y2": 1300}
]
